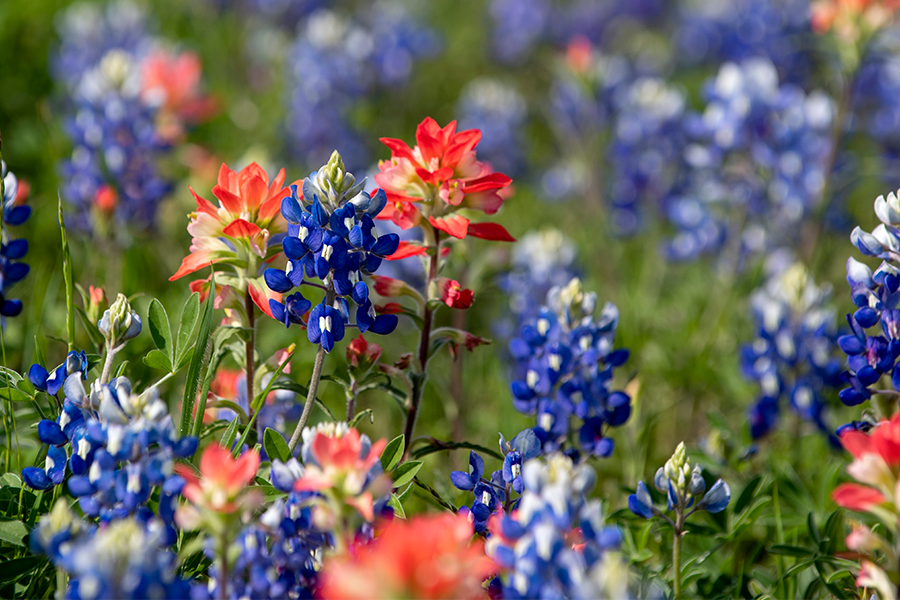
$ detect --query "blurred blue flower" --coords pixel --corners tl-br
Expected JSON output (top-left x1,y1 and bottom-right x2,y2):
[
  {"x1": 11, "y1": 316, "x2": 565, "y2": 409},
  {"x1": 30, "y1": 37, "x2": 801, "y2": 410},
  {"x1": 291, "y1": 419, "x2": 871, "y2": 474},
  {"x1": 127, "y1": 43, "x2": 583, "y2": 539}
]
[
  {"x1": 740, "y1": 257, "x2": 843, "y2": 442},
  {"x1": 0, "y1": 161, "x2": 30, "y2": 318}
]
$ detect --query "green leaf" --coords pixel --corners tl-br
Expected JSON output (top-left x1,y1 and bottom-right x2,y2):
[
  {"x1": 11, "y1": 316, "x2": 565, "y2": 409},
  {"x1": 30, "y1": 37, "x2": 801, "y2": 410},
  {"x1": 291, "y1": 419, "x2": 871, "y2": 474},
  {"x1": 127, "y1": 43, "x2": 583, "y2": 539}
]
[
  {"x1": 233, "y1": 350, "x2": 295, "y2": 458},
  {"x1": 412, "y1": 439, "x2": 504, "y2": 461},
  {"x1": 388, "y1": 494, "x2": 406, "y2": 519},
  {"x1": 58, "y1": 194, "x2": 76, "y2": 352},
  {"x1": 215, "y1": 400, "x2": 248, "y2": 422},
  {"x1": 397, "y1": 482, "x2": 414, "y2": 504},
  {"x1": 734, "y1": 475, "x2": 762, "y2": 515},
  {"x1": 264, "y1": 428, "x2": 291, "y2": 464},
  {"x1": 148, "y1": 299, "x2": 173, "y2": 361},
  {"x1": 176, "y1": 346, "x2": 195, "y2": 371},
  {"x1": 176, "y1": 292, "x2": 200, "y2": 362},
  {"x1": 221, "y1": 418, "x2": 240, "y2": 449},
  {"x1": 0, "y1": 386, "x2": 33, "y2": 403},
  {"x1": 142, "y1": 349, "x2": 173, "y2": 372},
  {"x1": 113, "y1": 360, "x2": 130, "y2": 379},
  {"x1": 769, "y1": 544, "x2": 815, "y2": 557},
  {"x1": 75, "y1": 305, "x2": 104, "y2": 349},
  {"x1": 183, "y1": 272, "x2": 217, "y2": 438},
  {"x1": 808, "y1": 512, "x2": 821, "y2": 544},
  {"x1": 783, "y1": 559, "x2": 815, "y2": 579},
  {"x1": 0, "y1": 556, "x2": 43, "y2": 583},
  {"x1": 348, "y1": 408, "x2": 374, "y2": 428},
  {"x1": 392, "y1": 460, "x2": 423, "y2": 488},
  {"x1": 380, "y1": 435, "x2": 405, "y2": 472},
  {"x1": 0, "y1": 518, "x2": 29, "y2": 546}
]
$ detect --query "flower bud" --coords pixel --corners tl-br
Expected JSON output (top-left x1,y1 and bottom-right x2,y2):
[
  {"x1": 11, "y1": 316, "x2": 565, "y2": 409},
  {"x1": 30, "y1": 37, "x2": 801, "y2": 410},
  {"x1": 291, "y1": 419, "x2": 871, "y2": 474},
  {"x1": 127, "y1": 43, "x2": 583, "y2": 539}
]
[
  {"x1": 653, "y1": 467, "x2": 667, "y2": 493},
  {"x1": 688, "y1": 467, "x2": 706, "y2": 496},
  {"x1": 98, "y1": 293, "x2": 142, "y2": 347}
]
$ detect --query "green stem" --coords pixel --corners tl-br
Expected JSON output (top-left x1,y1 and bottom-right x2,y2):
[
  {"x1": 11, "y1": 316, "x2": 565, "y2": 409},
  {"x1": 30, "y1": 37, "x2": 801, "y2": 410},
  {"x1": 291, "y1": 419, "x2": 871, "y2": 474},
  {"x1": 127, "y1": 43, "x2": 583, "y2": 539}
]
[
  {"x1": 56, "y1": 566, "x2": 66, "y2": 600},
  {"x1": 217, "y1": 532, "x2": 228, "y2": 600},
  {"x1": 402, "y1": 229, "x2": 440, "y2": 458},
  {"x1": 288, "y1": 287, "x2": 334, "y2": 453},
  {"x1": 244, "y1": 287, "x2": 256, "y2": 417},
  {"x1": 672, "y1": 514, "x2": 684, "y2": 599},
  {"x1": 773, "y1": 481, "x2": 787, "y2": 599}
]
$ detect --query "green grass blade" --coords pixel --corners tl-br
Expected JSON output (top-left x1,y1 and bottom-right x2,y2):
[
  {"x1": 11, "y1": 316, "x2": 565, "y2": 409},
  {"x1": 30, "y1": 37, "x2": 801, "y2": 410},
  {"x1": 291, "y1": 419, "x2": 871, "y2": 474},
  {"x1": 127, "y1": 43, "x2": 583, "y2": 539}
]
[{"x1": 180, "y1": 271, "x2": 216, "y2": 437}]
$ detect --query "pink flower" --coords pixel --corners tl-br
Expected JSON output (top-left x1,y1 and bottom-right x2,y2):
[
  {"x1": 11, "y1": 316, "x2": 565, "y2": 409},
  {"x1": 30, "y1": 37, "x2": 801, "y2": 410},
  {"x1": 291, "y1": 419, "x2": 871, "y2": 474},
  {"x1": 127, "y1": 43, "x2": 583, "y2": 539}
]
[
  {"x1": 317, "y1": 513, "x2": 495, "y2": 600},
  {"x1": 175, "y1": 444, "x2": 260, "y2": 513}
]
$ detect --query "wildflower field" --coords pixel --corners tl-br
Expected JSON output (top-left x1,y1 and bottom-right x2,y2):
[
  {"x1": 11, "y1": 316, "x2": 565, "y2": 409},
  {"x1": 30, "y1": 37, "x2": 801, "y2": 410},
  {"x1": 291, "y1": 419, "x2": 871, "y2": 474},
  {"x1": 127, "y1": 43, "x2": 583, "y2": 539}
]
[{"x1": 5, "y1": 0, "x2": 900, "y2": 598}]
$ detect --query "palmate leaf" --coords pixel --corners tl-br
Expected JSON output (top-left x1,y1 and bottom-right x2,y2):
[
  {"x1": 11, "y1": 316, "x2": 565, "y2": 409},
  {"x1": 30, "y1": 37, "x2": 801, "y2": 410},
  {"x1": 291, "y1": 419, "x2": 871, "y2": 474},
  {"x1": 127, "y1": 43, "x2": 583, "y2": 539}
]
[
  {"x1": 148, "y1": 298, "x2": 173, "y2": 362},
  {"x1": 176, "y1": 292, "x2": 200, "y2": 365}
]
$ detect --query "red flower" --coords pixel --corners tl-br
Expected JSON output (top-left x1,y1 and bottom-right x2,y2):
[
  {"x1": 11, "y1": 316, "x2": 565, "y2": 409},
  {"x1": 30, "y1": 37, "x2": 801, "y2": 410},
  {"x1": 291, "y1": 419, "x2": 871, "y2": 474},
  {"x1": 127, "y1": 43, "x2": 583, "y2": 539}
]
[
  {"x1": 294, "y1": 426, "x2": 389, "y2": 521},
  {"x1": 175, "y1": 444, "x2": 259, "y2": 513},
  {"x1": 831, "y1": 414, "x2": 900, "y2": 513},
  {"x1": 170, "y1": 162, "x2": 293, "y2": 318},
  {"x1": 438, "y1": 278, "x2": 475, "y2": 309},
  {"x1": 346, "y1": 335, "x2": 382, "y2": 368},
  {"x1": 375, "y1": 117, "x2": 515, "y2": 243},
  {"x1": 832, "y1": 483, "x2": 886, "y2": 511},
  {"x1": 317, "y1": 513, "x2": 495, "y2": 600},
  {"x1": 140, "y1": 50, "x2": 217, "y2": 137},
  {"x1": 93, "y1": 185, "x2": 118, "y2": 213}
]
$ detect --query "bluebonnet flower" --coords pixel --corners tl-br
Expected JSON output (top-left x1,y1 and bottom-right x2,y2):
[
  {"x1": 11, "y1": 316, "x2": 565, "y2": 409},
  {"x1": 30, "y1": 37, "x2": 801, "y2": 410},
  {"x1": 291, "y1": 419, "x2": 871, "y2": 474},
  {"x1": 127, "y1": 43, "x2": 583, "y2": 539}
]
[
  {"x1": 32, "y1": 503, "x2": 190, "y2": 599},
  {"x1": 452, "y1": 430, "x2": 540, "y2": 534},
  {"x1": 509, "y1": 278, "x2": 631, "y2": 456},
  {"x1": 629, "y1": 442, "x2": 731, "y2": 520},
  {"x1": 499, "y1": 229, "x2": 579, "y2": 330},
  {"x1": 741, "y1": 257, "x2": 844, "y2": 441},
  {"x1": 23, "y1": 373, "x2": 196, "y2": 532},
  {"x1": 665, "y1": 59, "x2": 834, "y2": 262},
  {"x1": 265, "y1": 152, "x2": 399, "y2": 353},
  {"x1": 0, "y1": 161, "x2": 31, "y2": 318},
  {"x1": 486, "y1": 453, "x2": 631, "y2": 599},
  {"x1": 838, "y1": 190, "x2": 900, "y2": 407},
  {"x1": 608, "y1": 77, "x2": 686, "y2": 235},
  {"x1": 457, "y1": 78, "x2": 528, "y2": 178},
  {"x1": 54, "y1": 2, "x2": 173, "y2": 236},
  {"x1": 674, "y1": 0, "x2": 816, "y2": 85},
  {"x1": 488, "y1": 0, "x2": 665, "y2": 64},
  {"x1": 285, "y1": 7, "x2": 439, "y2": 171},
  {"x1": 852, "y1": 46, "x2": 900, "y2": 184},
  {"x1": 488, "y1": 0, "x2": 550, "y2": 63},
  {"x1": 29, "y1": 350, "x2": 88, "y2": 396}
]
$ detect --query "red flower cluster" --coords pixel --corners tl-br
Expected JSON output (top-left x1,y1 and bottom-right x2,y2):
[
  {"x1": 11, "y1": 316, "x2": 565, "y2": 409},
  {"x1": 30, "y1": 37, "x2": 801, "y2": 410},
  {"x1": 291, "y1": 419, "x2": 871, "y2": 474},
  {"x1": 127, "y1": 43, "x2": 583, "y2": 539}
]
[
  {"x1": 317, "y1": 512, "x2": 495, "y2": 599},
  {"x1": 375, "y1": 117, "x2": 515, "y2": 249}
]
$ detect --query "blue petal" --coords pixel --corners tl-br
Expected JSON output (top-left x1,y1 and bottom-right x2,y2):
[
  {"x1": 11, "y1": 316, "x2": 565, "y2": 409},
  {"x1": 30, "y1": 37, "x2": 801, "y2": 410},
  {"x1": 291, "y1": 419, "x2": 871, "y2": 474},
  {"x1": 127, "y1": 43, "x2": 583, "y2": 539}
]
[
  {"x1": 38, "y1": 420, "x2": 67, "y2": 446},
  {"x1": 28, "y1": 364, "x2": 48, "y2": 389},
  {"x1": 264, "y1": 268, "x2": 294, "y2": 293},
  {"x1": 283, "y1": 237, "x2": 307, "y2": 261},
  {"x1": 450, "y1": 471, "x2": 476, "y2": 491},
  {"x1": 5, "y1": 239, "x2": 28, "y2": 260},
  {"x1": 22, "y1": 467, "x2": 52, "y2": 490},
  {"x1": 281, "y1": 193, "x2": 305, "y2": 223},
  {"x1": 369, "y1": 314, "x2": 398, "y2": 335},
  {"x1": 371, "y1": 234, "x2": 400, "y2": 257},
  {"x1": 352, "y1": 281, "x2": 369, "y2": 306}
]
